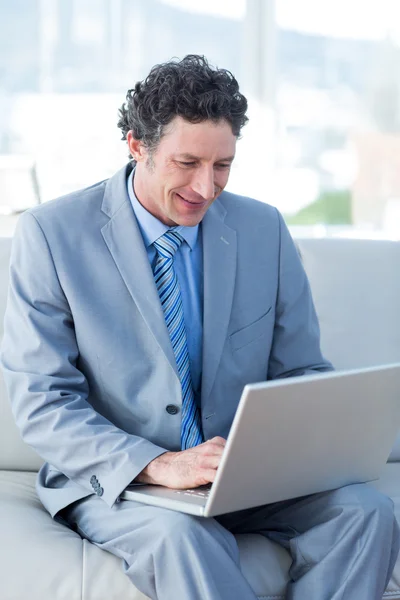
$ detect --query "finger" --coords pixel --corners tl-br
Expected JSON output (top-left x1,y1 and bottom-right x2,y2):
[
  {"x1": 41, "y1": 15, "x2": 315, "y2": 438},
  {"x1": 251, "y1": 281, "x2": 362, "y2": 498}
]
[
  {"x1": 199, "y1": 454, "x2": 222, "y2": 470},
  {"x1": 210, "y1": 436, "x2": 227, "y2": 445},
  {"x1": 206, "y1": 436, "x2": 227, "y2": 448},
  {"x1": 193, "y1": 443, "x2": 224, "y2": 460},
  {"x1": 197, "y1": 468, "x2": 218, "y2": 484}
]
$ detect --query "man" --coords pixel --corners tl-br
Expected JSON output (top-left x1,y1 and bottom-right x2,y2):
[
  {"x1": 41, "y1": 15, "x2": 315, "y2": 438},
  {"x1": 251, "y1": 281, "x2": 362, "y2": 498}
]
[{"x1": 1, "y1": 55, "x2": 398, "y2": 600}]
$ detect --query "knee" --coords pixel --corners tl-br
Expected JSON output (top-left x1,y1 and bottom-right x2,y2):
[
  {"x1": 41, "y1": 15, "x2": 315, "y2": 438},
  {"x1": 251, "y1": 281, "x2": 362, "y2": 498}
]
[
  {"x1": 363, "y1": 487, "x2": 397, "y2": 534},
  {"x1": 150, "y1": 510, "x2": 238, "y2": 557},
  {"x1": 334, "y1": 484, "x2": 395, "y2": 529}
]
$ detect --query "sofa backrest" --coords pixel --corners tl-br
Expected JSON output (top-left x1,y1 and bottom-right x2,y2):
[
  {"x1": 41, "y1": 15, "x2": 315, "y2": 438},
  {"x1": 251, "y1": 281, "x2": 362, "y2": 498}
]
[
  {"x1": 0, "y1": 237, "x2": 44, "y2": 470},
  {"x1": 0, "y1": 235, "x2": 399, "y2": 472},
  {"x1": 296, "y1": 238, "x2": 400, "y2": 369}
]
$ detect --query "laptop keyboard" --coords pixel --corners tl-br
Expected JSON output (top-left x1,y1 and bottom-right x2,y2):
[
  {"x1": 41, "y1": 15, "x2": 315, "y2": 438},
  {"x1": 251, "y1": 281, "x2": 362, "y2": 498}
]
[{"x1": 172, "y1": 485, "x2": 211, "y2": 499}]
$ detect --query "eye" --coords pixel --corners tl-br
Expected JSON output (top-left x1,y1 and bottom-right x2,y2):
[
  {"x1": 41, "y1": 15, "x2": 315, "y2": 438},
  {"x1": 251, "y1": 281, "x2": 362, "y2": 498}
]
[
  {"x1": 179, "y1": 161, "x2": 196, "y2": 167},
  {"x1": 215, "y1": 163, "x2": 231, "y2": 170}
]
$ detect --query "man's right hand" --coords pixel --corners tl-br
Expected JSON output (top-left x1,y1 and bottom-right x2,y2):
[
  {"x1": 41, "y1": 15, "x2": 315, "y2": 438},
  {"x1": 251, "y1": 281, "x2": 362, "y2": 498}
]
[{"x1": 134, "y1": 436, "x2": 226, "y2": 489}]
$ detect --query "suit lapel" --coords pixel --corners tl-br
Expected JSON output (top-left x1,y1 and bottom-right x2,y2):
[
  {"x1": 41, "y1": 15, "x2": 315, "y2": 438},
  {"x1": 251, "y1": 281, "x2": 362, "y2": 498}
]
[
  {"x1": 201, "y1": 197, "x2": 237, "y2": 406},
  {"x1": 100, "y1": 164, "x2": 178, "y2": 377}
]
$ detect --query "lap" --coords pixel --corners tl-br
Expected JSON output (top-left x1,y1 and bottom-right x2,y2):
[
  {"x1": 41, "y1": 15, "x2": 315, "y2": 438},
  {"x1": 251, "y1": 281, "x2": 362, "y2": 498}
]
[
  {"x1": 59, "y1": 493, "x2": 235, "y2": 550},
  {"x1": 217, "y1": 482, "x2": 393, "y2": 537},
  {"x1": 58, "y1": 482, "x2": 393, "y2": 552}
]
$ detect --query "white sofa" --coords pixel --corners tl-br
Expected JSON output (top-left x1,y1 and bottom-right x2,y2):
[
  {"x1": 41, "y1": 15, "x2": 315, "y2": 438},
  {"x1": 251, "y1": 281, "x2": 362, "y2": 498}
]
[{"x1": 1, "y1": 234, "x2": 400, "y2": 600}]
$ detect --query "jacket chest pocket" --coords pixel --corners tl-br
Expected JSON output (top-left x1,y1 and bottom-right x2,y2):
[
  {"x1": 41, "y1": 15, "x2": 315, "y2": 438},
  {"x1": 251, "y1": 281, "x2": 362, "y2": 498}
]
[{"x1": 229, "y1": 307, "x2": 273, "y2": 352}]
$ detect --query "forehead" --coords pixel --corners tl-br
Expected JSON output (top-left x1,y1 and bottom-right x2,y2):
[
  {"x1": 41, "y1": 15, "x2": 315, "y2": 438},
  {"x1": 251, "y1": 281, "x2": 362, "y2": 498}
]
[{"x1": 158, "y1": 116, "x2": 237, "y2": 159}]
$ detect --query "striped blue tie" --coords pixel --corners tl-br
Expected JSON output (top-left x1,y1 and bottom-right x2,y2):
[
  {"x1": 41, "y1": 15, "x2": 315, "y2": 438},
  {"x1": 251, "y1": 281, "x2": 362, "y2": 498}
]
[{"x1": 153, "y1": 230, "x2": 204, "y2": 449}]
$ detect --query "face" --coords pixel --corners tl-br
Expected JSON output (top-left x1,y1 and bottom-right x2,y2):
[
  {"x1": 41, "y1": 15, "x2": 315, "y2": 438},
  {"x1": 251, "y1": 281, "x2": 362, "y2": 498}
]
[{"x1": 127, "y1": 116, "x2": 237, "y2": 227}]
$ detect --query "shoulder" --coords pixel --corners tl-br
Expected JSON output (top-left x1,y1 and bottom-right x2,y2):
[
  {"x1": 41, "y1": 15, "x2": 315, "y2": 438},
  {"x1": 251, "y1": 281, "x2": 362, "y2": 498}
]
[
  {"x1": 26, "y1": 178, "x2": 108, "y2": 227},
  {"x1": 13, "y1": 177, "x2": 110, "y2": 258}
]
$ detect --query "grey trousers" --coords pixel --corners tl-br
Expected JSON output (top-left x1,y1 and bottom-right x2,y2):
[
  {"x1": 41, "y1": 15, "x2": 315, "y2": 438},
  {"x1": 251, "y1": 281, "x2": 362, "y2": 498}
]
[{"x1": 59, "y1": 483, "x2": 400, "y2": 600}]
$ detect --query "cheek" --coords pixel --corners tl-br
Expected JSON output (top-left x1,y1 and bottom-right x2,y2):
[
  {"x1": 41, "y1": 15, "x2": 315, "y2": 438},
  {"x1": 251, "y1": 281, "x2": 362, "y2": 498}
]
[
  {"x1": 215, "y1": 171, "x2": 230, "y2": 190},
  {"x1": 166, "y1": 174, "x2": 190, "y2": 194}
]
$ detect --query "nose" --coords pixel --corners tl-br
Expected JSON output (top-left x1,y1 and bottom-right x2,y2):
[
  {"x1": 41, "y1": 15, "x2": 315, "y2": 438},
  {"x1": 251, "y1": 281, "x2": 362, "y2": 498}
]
[{"x1": 191, "y1": 165, "x2": 215, "y2": 201}]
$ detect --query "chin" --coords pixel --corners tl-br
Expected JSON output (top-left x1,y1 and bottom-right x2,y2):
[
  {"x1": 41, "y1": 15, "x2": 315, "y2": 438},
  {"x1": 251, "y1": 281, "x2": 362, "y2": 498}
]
[
  {"x1": 166, "y1": 209, "x2": 199, "y2": 227},
  {"x1": 177, "y1": 215, "x2": 203, "y2": 227}
]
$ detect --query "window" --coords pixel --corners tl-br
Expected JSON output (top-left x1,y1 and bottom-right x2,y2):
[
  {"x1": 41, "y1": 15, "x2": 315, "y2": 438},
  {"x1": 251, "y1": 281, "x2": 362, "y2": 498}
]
[{"x1": 0, "y1": 0, "x2": 399, "y2": 238}]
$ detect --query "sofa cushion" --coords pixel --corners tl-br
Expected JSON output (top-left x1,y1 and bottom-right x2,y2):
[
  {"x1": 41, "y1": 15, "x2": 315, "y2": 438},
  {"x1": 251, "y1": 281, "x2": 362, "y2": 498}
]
[
  {"x1": 2, "y1": 468, "x2": 400, "y2": 600},
  {"x1": 0, "y1": 471, "x2": 292, "y2": 600},
  {"x1": 0, "y1": 471, "x2": 144, "y2": 600}
]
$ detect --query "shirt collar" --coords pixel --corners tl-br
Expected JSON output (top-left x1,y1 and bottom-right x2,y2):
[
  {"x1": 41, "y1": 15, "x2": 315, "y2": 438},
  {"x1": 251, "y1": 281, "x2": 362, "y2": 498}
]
[{"x1": 127, "y1": 168, "x2": 199, "y2": 250}]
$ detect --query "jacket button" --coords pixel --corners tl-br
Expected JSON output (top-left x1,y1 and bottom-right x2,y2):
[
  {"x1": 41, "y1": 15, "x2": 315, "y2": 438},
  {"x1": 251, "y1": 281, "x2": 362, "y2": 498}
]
[
  {"x1": 166, "y1": 404, "x2": 179, "y2": 415},
  {"x1": 96, "y1": 487, "x2": 104, "y2": 497},
  {"x1": 90, "y1": 475, "x2": 97, "y2": 484}
]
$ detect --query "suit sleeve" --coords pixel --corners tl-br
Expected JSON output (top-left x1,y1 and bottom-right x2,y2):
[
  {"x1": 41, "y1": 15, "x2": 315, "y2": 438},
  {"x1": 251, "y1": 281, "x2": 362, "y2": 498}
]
[
  {"x1": 0, "y1": 211, "x2": 167, "y2": 507},
  {"x1": 267, "y1": 210, "x2": 334, "y2": 379}
]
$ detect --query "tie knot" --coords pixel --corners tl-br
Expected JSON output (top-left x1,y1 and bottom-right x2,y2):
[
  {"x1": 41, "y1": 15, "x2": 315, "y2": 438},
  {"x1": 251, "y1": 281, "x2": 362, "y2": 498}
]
[{"x1": 153, "y1": 230, "x2": 184, "y2": 259}]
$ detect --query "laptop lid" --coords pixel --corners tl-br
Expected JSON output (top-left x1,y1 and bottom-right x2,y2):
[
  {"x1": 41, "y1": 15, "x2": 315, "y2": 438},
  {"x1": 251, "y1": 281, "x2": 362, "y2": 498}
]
[{"x1": 205, "y1": 363, "x2": 400, "y2": 516}]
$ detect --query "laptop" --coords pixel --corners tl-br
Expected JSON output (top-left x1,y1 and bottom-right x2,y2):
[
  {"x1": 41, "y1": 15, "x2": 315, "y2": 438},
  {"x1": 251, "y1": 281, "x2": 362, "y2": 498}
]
[{"x1": 121, "y1": 363, "x2": 400, "y2": 517}]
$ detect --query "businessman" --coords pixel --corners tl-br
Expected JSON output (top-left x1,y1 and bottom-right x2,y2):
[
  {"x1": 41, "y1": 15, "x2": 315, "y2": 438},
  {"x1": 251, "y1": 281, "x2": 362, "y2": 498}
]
[{"x1": 1, "y1": 55, "x2": 399, "y2": 600}]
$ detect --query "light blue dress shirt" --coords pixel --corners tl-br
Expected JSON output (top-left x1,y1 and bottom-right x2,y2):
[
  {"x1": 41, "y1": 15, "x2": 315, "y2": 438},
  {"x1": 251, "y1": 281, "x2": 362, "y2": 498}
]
[{"x1": 127, "y1": 169, "x2": 203, "y2": 399}]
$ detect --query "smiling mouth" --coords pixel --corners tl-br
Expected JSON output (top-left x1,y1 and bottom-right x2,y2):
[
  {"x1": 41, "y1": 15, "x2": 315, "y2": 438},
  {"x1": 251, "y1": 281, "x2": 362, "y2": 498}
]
[{"x1": 176, "y1": 193, "x2": 207, "y2": 206}]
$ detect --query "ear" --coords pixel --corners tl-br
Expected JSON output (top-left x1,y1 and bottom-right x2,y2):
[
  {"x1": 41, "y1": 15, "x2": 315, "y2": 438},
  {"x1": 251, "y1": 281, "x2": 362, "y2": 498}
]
[{"x1": 127, "y1": 131, "x2": 148, "y2": 162}]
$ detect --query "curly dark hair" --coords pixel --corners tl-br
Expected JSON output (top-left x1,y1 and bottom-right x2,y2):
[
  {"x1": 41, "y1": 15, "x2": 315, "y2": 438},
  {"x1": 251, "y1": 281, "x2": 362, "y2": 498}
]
[{"x1": 117, "y1": 54, "x2": 248, "y2": 157}]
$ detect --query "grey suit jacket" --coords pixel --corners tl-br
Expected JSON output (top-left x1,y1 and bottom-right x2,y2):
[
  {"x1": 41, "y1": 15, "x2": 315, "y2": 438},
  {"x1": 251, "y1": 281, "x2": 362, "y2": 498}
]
[{"x1": 0, "y1": 163, "x2": 332, "y2": 517}]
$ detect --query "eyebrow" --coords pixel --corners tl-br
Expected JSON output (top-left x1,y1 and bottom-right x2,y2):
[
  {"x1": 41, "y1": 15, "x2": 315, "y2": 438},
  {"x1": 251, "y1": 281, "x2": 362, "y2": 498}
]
[{"x1": 175, "y1": 153, "x2": 235, "y2": 163}]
